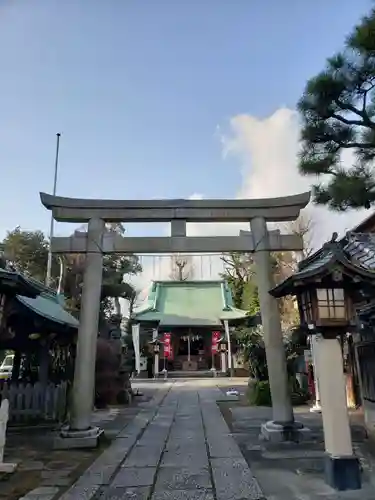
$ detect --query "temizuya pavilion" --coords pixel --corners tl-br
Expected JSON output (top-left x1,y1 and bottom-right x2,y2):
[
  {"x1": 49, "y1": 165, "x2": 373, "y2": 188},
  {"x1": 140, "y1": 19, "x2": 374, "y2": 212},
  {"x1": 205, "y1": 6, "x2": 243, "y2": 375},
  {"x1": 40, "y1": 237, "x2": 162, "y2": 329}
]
[{"x1": 132, "y1": 280, "x2": 249, "y2": 373}]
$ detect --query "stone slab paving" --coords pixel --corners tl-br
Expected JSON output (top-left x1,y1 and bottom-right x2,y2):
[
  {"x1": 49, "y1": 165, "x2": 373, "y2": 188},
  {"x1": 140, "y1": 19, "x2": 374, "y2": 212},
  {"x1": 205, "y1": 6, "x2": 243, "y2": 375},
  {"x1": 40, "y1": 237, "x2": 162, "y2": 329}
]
[
  {"x1": 22, "y1": 377, "x2": 375, "y2": 500},
  {"x1": 51, "y1": 383, "x2": 173, "y2": 500},
  {"x1": 198, "y1": 384, "x2": 265, "y2": 500},
  {"x1": 26, "y1": 377, "x2": 375, "y2": 500},
  {"x1": 94, "y1": 380, "x2": 264, "y2": 500}
]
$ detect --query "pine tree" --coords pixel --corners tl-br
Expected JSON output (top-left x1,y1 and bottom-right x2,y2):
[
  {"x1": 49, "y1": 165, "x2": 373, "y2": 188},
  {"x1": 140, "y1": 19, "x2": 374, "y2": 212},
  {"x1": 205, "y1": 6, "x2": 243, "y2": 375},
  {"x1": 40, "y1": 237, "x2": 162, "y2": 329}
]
[{"x1": 298, "y1": 8, "x2": 375, "y2": 210}]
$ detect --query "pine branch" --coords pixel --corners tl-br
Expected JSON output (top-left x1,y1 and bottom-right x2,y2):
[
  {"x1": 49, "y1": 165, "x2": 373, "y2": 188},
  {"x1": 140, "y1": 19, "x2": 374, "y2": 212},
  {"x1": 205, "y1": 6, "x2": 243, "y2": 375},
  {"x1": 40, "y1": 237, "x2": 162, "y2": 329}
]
[{"x1": 331, "y1": 112, "x2": 370, "y2": 128}]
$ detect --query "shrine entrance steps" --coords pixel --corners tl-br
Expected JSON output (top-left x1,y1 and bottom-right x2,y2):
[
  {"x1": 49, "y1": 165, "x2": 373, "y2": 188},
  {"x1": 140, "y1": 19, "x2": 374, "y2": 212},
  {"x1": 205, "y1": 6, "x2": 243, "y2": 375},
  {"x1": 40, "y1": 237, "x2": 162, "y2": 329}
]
[{"x1": 168, "y1": 370, "x2": 226, "y2": 379}]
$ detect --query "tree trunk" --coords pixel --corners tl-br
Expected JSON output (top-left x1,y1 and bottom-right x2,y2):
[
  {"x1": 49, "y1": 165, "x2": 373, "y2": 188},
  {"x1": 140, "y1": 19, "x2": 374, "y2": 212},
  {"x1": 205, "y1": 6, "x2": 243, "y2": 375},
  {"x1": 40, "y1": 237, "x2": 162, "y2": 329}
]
[{"x1": 114, "y1": 296, "x2": 121, "y2": 316}]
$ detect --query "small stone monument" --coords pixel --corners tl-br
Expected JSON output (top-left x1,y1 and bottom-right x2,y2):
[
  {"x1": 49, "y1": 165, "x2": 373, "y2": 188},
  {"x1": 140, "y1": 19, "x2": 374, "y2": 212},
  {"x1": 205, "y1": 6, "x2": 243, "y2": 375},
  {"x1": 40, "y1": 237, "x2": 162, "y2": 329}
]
[{"x1": 0, "y1": 399, "x2": 17, "y2": 473}]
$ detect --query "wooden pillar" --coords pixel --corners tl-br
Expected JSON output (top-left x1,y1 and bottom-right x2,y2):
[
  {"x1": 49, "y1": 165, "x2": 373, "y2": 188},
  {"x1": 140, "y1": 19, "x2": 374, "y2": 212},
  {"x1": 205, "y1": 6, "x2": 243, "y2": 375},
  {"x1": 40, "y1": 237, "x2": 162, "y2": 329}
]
[
  {"x1": 11, "y1": 351, "x2": 21, "y2": 382},
  {"x1": 38, "y1": 341, "x2": 49, "y2": 386}
]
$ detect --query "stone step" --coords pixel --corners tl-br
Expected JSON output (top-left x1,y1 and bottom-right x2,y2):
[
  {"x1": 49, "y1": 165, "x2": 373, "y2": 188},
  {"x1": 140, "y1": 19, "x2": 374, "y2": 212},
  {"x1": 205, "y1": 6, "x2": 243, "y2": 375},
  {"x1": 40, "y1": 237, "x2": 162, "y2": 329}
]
[{"x1": 168, "y1": 370, "x2": 218, "y2": 379}]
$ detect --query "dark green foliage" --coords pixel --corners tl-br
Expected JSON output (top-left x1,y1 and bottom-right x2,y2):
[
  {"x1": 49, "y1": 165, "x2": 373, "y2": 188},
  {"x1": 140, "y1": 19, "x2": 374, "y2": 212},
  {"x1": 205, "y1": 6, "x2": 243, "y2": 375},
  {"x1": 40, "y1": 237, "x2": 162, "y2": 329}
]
[
  {"x1": 122, "y1": 333, "x2": 136, "y2": 373},
  {"x1": 248, "y1": 379, "x2": 309, "y2": 407},
  {"x1": 247, "y1": 369, "x2": 309, "y2": 407},
  {"x1": 238, "y1": 326, "x2": 310, "y2": 407},
  {"x1": 291, "y1": 387, "x2": 310, "y2": 406},
  {"x1": 101, "y1": 251, "x2": 141, "y2": 319},
  {"x1": 0, "y1": 224, "x2": 142, "y2": 321},
  {"x1": 1, "y1": 227, "x2": 59, "y2": 283},
  {"x1": 298, "y1": 8, "x2": 375, "y2": 210},
  {"x1": 221, "y1": 252, "x2": 260, "y2": 313},
  {"x1": 235, "y1": 326, "x2": 268, "y2": 381},
  {"x1": 241, "y1": 280, "x2": 260, "y2": 316},
  {"x1": 248, "y1": 380, "x2": 272, "y2": 406}
]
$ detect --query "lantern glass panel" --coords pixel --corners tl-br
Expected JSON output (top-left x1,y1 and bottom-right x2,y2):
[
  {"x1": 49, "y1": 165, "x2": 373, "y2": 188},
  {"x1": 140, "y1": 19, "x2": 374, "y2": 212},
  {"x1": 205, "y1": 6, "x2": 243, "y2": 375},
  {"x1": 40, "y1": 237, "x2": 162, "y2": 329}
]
[
  {"x1": 300, "y1": 290, "x2": 313, "y2": 323},
  {"x1": 316, "y1": 288, "x2": 346, "y2": 320},
  {"x1": 219, "y1": 342, "x2": 227, "y2": 352}
]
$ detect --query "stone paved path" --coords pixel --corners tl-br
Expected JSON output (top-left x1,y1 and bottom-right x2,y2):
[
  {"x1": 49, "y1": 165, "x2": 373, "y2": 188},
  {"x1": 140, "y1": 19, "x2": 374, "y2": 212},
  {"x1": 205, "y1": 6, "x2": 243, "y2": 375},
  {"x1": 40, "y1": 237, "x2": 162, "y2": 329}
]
[{"x1": 57, "y1": 380, "x2": 264, "y2": 500}]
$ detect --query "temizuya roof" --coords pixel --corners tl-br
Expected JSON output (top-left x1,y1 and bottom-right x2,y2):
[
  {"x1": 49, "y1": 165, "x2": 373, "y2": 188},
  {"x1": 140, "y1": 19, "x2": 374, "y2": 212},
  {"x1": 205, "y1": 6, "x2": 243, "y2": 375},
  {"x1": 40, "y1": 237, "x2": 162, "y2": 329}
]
[{"x1": 0, "y1": 269, "x2": 78, "y2": 329}]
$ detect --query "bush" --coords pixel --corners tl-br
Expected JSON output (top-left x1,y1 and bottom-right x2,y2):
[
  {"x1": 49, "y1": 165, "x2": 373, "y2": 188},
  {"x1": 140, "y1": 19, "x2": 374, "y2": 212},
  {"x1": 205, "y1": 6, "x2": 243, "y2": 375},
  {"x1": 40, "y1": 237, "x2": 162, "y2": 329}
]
[
  {"x1": 248, "y1": 379, "x2": 310, "y2": 407},
  {"x1": 248, "y1": 380, "x2": 272, "y2": 406},
  {"x1": 291, "y1": 388, "x2": 310, "y2": 405}
]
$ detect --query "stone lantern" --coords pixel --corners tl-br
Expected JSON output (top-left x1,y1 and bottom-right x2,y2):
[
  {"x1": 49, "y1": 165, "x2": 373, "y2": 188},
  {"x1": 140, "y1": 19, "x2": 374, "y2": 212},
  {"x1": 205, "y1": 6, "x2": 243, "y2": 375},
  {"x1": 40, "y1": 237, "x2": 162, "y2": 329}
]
[
  {"x1": 269, "y1": 236, "x2": 375, "y2": 491},
  {"x1": 218, "y1": 338, "x2": 228, "y2": 374},
  {"x1": 152, "y1": 341, "x2": 161, "y2": 355},
  {"x1": 149, "y1": 339, "x2": 162, "y2": 378}
]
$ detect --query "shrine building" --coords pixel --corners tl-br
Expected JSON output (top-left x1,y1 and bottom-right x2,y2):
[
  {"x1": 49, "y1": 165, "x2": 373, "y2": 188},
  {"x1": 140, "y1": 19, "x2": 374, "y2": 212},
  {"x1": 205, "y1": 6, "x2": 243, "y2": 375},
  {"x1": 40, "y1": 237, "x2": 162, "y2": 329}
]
[{"x1": 132, "y1": 280, "x2": 249, "y2": 373}]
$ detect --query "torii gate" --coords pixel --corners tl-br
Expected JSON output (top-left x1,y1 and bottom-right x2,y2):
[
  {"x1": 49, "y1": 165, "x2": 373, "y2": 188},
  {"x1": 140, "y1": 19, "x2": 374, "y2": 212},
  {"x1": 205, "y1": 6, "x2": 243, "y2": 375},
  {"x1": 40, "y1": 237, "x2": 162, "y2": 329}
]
[{"x1": 41, "y1": 191, "x2": 310, "y2": 447}]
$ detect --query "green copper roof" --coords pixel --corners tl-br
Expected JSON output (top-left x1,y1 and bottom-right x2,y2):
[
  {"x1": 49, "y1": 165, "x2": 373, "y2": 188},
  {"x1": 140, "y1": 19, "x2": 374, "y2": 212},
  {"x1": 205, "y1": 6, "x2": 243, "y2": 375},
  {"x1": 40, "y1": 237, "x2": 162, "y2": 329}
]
[
  {"x1": 14, "y1": 274, "x2": 79, "y2": 329},
  {"x1": 0, "y1": 267, "x2": 79, "y2": 329},
  {"x1": 133, "y1": 280, "x2": 247, "y2": 327},
  {"x1": 17, "y1": 292, "x2": 79, "y2": 329}
]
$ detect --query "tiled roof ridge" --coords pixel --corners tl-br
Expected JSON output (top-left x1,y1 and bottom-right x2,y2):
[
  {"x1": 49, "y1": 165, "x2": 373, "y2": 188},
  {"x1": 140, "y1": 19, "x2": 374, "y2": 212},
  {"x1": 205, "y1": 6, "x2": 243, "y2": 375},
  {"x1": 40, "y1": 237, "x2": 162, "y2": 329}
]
[
  {"x1": 151, "y1": 279, "x2": 226, "y2": 285},
  {"x1": 23, "y1": 274, "x2": 58, "y2": 298},
  {"x1": 0, "y1": 266, "x2": 57, "y2": 298}
]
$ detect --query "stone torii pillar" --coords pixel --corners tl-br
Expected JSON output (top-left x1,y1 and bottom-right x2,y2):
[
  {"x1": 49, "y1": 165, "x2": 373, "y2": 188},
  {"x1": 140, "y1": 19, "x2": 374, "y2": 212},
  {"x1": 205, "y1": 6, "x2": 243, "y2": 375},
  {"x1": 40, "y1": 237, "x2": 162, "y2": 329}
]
[
  {"x1": 40, "y1": 190, "x2": 311, "y2": 446},
  {"x1": 242, "y1": 221, "x2": 309, "y2": 440},
  {"x1": 58, "y1": 217, "x2": 105, "y2": 447}
]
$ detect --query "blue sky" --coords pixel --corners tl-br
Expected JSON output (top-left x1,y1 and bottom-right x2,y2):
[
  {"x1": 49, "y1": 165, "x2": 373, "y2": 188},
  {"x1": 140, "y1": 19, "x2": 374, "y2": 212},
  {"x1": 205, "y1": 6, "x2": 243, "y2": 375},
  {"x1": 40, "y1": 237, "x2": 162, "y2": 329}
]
[{"x1": 0, "y1": 0, "x2": 372, "y2": 240}]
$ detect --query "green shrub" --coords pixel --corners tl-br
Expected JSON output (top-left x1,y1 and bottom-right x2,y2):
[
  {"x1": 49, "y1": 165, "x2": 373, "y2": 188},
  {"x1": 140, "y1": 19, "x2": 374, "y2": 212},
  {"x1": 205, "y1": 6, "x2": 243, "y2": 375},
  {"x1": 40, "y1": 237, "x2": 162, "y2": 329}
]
[
  {"x1": 248, "y1": 379, "x2": 309, "y2": 407},
  {"x1": 248, "y1": 380, "x2": 272, "y2": 406},
  {"x1": 291, "y1": 388, "x2": 310, "y2": 405}
]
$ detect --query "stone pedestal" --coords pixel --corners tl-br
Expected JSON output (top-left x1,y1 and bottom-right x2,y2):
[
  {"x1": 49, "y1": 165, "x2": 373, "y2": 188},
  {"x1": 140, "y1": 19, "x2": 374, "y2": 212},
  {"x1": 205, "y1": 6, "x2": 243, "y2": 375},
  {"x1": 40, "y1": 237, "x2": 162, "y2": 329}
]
[
  {"x1": 224, "y1": 320, "x2": 234, "y2": 377},
  {"x1": 310, "y1": 403, "x2": 322, "y2": 413},
  {"x1": 154, "y1": 353, "x2": 160, "y2": 378},
  {"x1": 309, "y1": 334, "x2": 322, "y2": 413},
  {"x1": 325, "y1": 455, "x2": 361, "y2": 491},
  {"x1": 221, "y1": 352, "x2": 227, "y2": 374},
  {"x1": 0, "y1": 399, "x2": 17, "y2": 473},
  {"x1": 314, "y1": 334, "x2": 361, "y2": 490},
  {"x1": 0, "y1": 462, "x2": 17, "y2": 473},
  {"x1": 132, "y1": 323, "x2": 141, "y2": 375},
  {"x1": 54, "y1": 425, "x2": 104, "y2": 450},
  {"x1": 260, "y1": 420, "x2": 311, "y2": 443}
]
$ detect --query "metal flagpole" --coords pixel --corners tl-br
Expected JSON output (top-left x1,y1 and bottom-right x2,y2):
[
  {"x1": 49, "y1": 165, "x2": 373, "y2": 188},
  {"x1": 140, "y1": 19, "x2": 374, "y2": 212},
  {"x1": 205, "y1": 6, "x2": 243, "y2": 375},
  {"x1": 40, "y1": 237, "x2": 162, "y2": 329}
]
[{"x1": 45, "y1": 133, "x2": 61, "y2": 287}]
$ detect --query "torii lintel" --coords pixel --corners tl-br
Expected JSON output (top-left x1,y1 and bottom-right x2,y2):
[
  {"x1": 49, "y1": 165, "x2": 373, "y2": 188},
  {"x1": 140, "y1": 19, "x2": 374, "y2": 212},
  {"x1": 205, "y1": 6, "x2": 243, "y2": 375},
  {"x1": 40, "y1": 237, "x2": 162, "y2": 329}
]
[{"x1": 40, "y1": 191, "x2": 311, "y2": 223}]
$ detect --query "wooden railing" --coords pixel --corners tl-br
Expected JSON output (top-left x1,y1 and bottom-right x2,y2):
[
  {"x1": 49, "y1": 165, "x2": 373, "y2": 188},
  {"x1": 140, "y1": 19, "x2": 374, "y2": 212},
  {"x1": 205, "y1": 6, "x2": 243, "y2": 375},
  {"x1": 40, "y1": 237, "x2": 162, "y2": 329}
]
[{"x1": 0, "y1": 380, "x2": 68, "y2": 423}]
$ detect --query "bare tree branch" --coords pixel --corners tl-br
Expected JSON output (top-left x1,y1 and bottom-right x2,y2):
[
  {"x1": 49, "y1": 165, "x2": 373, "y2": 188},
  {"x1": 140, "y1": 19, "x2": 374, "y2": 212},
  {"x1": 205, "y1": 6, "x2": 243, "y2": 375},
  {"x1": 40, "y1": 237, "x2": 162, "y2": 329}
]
[{"x1": 169, "y1": 254, "x2": 195, "y2": 281}]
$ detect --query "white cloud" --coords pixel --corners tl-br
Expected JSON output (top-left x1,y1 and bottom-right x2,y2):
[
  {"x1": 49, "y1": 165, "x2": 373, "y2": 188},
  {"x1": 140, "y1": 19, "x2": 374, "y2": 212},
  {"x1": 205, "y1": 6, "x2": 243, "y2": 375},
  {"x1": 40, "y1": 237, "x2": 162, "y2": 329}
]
[
  {"x1": 124, "y1": 107, "x2": 369, "y2": 310},
  {"x1": 221, "y1": 108, "x2": 367, "y2": 247},
  {"x1": 190, "y1": 108, "x2": 366, "y2": 246},
  {"x1": 188, "y1": 193, "x2": 204, "y2": 200},
  {"x1": 224, "y1": 109, "x2": 304, "y2": 199}
]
